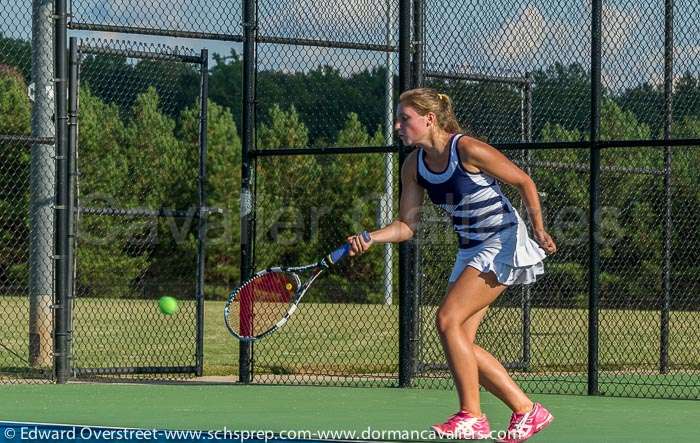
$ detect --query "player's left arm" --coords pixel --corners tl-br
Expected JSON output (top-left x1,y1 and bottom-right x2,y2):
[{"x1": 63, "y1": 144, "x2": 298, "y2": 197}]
[{"x1": 458, "y1": 136, "x2": 557, "y2": 254}]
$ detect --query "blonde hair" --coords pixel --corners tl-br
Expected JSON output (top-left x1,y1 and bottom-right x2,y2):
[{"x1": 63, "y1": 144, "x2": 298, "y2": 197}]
[{"x1": 398, "y1": 87, "x2": 462, "y2": 133}]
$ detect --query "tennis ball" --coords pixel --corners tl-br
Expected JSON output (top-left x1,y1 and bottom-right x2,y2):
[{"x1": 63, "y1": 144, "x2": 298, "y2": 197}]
[
  {"x1": 158, "y1": 296, "x2": 178, "y2": 315},
  {"x1": 285, "y1": 283, "x2": 293, "y2": 291}
]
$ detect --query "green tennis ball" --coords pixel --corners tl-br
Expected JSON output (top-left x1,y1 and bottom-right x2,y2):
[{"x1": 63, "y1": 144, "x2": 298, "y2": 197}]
[{"x1": 158, "y1": 296, "x2": 178, "y2": 315}]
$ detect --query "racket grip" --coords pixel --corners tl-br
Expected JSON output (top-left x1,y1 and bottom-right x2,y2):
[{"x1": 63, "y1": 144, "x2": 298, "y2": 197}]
[{"x1": 327, "y1": 231, "x2": 371, "y2": 265}]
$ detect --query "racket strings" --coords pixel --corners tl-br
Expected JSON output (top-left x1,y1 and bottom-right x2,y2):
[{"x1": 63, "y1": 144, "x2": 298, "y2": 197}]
[{"x1": 227, "y1": 272, "x2": 298, "y2": 337}]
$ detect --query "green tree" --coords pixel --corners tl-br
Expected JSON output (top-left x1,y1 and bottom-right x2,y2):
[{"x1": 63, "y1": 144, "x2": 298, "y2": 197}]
[
  {"x1": 0, "y1": 35, "x2": 31, "y2": 81},
  {"x1": 540, "y1": 122, "x2": 582, "y2": 142},
  {"x1": 80, "y1": 54, "x2": 199, "y2": 121},
  {"x1": 598, "y1": 102, "x2": 658, "y2": 305},
  {"x1": 80, "y1": 53, "x2": 138, "y2": 119},
  {"x1": 0, "y1": 65, "x2": 31, "y2": 133},
  {"x1": 124, "y1": 87, "x2": 186, "y2": 208},
  {"x1": 428, "y1": 78, "x2": 522, "y2": 142},
  {"x1": 133, "y1": 59, "x2": 200, "y2": 119},
  {"x1": 256, "y1": 66, "x2": 348, "y2": 144},
  {"x1": 257, "y1": 104, "x2": 310, "y2": 150},
  {"x1": 73, "y1": 87, "x2": 149, "y2": 298},
  {"x1": 532, "y1": 62, "x2": 592, "y2": 138},
  {"x1": 254, "y1": 105, "x2": 321, "y2": 271},
  {"x1": 209, "y1": 51, "x2": 243, "y2": 133},
  {"x1": 669, "y1": 116, "x2": 700, "y2": 304},
  {"x1": 675, "y1": 116, "x2": 700, "y2": 138},
  {"x1": 320, "y1": 113, "x2": 387, "y2": 302},
  {"x1": 617, "y1": 73, "x2": 700, "y2": 139},
  {"x1": 673, "y1": 73, "x2": 700, "y2": 124},
  {"x1": 538, "y1": 99, "x2": 657, "y2": 306},
  {"x1": 0, "y1": 65, "x2": 31, "y2": 289},
  {"x1": 330, "y1": 113, "x2": 384, "y2": 200},
  {"x1": 179, "y1": 100, "x2": 242, "y2": 296},
  {"x1": 617, "y1": 82, "x2": 663, "y2": 137},
  {"x1": 121, "y1": 87, "x2": 195, "y2": 295},
  {"x1": 600, "y1": 99, "x2": 652, "y2": 140},
  {"x1": 209, "y1": 54, "x2": 392, "y2": 143}
]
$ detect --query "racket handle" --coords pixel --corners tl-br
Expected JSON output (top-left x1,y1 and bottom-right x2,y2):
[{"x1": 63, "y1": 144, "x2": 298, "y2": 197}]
[
  {"x1": 360, "y1": 230, "x2": 371, "y2": 243},
  {"x1": 326, "y1": 231, "x2": 371, "y2": 265}
]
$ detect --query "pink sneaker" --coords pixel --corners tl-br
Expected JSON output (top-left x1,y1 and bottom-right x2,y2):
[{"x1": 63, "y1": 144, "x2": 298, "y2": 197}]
[
  {"x1": 496, "y1": 402, "x2": 553, "y2": 443},
  {"x1": 431, "y1": 410, "x2": 492, "y2": 440}
]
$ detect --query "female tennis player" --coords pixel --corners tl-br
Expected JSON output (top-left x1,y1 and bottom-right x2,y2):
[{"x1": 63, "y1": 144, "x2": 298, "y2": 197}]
[{"x1": 347, "y1": 88, "x2": 555, "y2": 442}]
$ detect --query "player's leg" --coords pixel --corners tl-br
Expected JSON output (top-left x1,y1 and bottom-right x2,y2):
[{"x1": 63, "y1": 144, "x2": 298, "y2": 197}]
[
  {"x1": 457, "y1": 284, "x2": 554, "y2": 443},
  {"x1": 460, "y1": 300, "x2": 533, "y2": 413},
  {"x1": 436, "y1": 266, "x2": 506, "y2": 415},
  {"x1": 431, "y1": 266, "x2": 505, "y2": 439}
]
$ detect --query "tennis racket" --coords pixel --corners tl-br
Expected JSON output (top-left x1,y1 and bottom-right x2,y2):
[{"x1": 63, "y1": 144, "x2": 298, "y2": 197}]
[{"x1": 224, "y1": 231, "x2": 371, "y2": 342}]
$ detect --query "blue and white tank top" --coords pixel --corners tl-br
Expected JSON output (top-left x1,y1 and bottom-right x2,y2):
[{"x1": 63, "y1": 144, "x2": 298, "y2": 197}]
[{"x1": 416, "y1": 134, "x2": 518, "y2": 250}]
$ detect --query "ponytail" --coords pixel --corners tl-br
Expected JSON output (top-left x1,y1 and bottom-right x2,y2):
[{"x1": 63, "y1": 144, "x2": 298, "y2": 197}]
[{"x1": 399, "y1": 88, "x2": 462, "y2": 133}]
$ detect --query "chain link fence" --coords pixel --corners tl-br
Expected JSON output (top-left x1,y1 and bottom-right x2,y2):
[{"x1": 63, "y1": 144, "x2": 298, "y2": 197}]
[
  {"x1": 1, "y1": 0, "x2": 56, "y2": 383},
  {"x1": 245, "y1": 0, "x2": 400, "y2": 385},
  {"x1": 69, "y1": 38, "x2": 208, "y2": 381},
  {"x1": 414, "y1": 147, "x2": 592, "y2": 395},
  {"x1": 250, "y1": 151, "x2": 398, "y2": 386},
  {"x1": 69, "y1": 0, "x2": 243, "y2": 39},
  {"x1": 416, "y1": 0, "x2": 699, "y2": 399},
  {"x1": 1, "y1": 0, "x2": 697, "y2": 399}
]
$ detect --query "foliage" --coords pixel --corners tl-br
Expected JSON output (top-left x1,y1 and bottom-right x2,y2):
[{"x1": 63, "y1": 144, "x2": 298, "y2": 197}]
[
  {"x1": 0, "y1": 35, "x2": 31, "y2": 81},
  {"x1": 209, "y1": 51, "x2": 392, "y2": 143},
  {"x1": 73, "y1": 87, "x2": 149, "y2": 298},
  {"x1": 0, "y1": 65, "x2": 30, "y2": 133},
  {"x1": 254, "y1": 105, "x2": 320, "y2": 272},
  {"x1": 179, "y1": 99, "x2": 242, "y2": 292},
  {"x1": 80, "y1": 54, "x2": 200, "y2": 121},
  {"x1": 537, "y1": 98, "x2": 700, "y2": 308},
  {"x1": 0, "y1": 45, "x2": 698, "y2": 306},
  {"x1": 320, "y1": 113, "x2": 386, "y2": 303},
  {"x1": 426, "y1": 78, "x2": 523, "y2": 141},
  {"x1": 531, "y1": 62, "x2": 592, "y2": 138},
  {"x1": 0, "y1": 65, "x2": 30, "y2": 288}
]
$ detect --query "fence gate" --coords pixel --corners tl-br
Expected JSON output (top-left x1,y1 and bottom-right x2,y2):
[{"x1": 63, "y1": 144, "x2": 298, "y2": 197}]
[{"x1": 69, "y1": 39, "x2": 208, "y2": 381}]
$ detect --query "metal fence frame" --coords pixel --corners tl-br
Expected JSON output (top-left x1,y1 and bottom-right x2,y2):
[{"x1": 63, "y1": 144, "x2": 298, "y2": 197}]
[
  {"x1": 0, "y1": 0, "x2": 698, "y2": 399},
  {"x1": 67, "y1": 37, "x2": 211, "y2": 383},
  {"x1": 408, "y1": 0, "x2": 700, "y2": 399}
]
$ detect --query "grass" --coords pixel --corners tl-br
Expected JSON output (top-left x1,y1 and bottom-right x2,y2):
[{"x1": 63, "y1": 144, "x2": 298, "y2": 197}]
[
  {"x1": 1, "y1": 296, "x2": 699, "y2": 396},
  {"x1": 418, "y1": 305, "x2": 700, "y2": 371},
  {"x1": 0, "y1": 296, "x2": 399, "y2": 376}
]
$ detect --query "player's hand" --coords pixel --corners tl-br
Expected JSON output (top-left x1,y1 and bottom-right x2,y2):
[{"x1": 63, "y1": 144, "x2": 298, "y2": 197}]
[
  {"x1": 347, "y1": 232, "x2": 373, "y2": 256},
  {"x1": 534, "y1": 229, "x2": 557, "y2": 255}
]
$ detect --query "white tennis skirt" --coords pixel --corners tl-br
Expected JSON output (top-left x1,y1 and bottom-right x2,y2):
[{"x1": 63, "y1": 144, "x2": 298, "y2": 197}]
[{"x1": 449, "y1": 214, "x2": 546, "y2": 286}]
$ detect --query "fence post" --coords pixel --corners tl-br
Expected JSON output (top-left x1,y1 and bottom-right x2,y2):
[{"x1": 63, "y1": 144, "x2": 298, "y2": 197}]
[
  {"x1": 659, "y1": 0, "x2": 674, "y2": 375},
  {"x1": 380, "y1": 0, "x2": 395, "y2": 307},
  {"x1": 53, "y1": 0, "x2": 70, "y2": 383},
  {"x1": 588, "y1": 0, "x2": 602, "y2": 396},
  {"x1": 66, "y1": 37, "x2": 79, "y2": 380},
  {"x1": 411, "y1": 0, "x2": 424, "y2": 88},
  {"x1": 29, "y1": 0, "x2": 55, "y2": 370},
  {"x1": 239, "y1": 0, "x2": 257, "y2": 384},
  {"x1": 195, "y1": 49, "x2": 209, "y2": 377},
  {"x1": 520, "y1": 74, "x2": 533, "y2": 369},
  {"x1": 397, "y1": 0, "x2": 414, "y2": 388}
]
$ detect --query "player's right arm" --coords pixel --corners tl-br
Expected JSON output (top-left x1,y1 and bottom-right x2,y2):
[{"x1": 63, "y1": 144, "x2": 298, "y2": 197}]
[{"x1": 348, "y1": 150, "x2": 424, "y2": 255}]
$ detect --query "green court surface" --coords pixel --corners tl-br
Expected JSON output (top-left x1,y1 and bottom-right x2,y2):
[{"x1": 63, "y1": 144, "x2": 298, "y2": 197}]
[{"x1": 1, "y1": 384, "x2": 697, "y2": 442}]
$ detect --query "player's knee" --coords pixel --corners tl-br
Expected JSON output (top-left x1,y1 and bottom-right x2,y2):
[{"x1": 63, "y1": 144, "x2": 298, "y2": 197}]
[{"x1": 435, "y1": 309, "x2": 460, "y2": 335}]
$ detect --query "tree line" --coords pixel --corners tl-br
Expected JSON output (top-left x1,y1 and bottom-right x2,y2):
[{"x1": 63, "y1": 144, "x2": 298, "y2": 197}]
[{"x1": 1, "y1": 35, "x2": 698, "y2": 308}]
